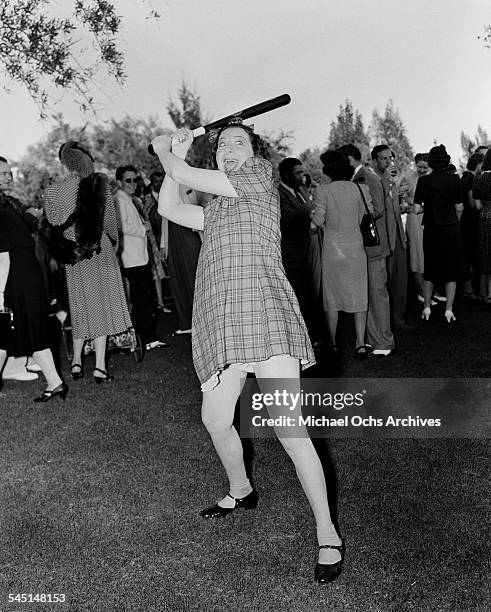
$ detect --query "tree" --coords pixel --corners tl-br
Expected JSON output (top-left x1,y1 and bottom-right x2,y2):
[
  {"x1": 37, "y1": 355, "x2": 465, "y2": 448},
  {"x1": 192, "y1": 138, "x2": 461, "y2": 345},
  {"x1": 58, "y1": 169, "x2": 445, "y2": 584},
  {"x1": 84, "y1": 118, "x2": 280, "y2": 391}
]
[
  {"x1": 13, "y1": 115, "x2": 86, "y2": 203},
  {"x1": 328, "y1": 100, "x2": 370, "y2": 153},
  {"x1": 166, "y1": 83, "x2": 214, "y2": 169},
  {"x1": 298, "y1": 148, "x2": 324, "y2": 186},
  {"x1": 371, "y1": 99, "x2": 414, "y2": 170},
  {"x1": 460, "y1": 125, "x2": 489, "y2": 159},
  {"x1": 262, "y1": 129, "x2": 293, "y2": 179},
  {"x1": 0, "y1": 0, "x2": 159, "y2": 115},
  {"x1": 15, "y1": 114, "x2": 168, "y2": 203},
  {"x1": 479, "y1": 26, "x2": 491, "y2": 48},
  {"x1": 90, "y1": 115, "x2": 169, "y2": 177}
]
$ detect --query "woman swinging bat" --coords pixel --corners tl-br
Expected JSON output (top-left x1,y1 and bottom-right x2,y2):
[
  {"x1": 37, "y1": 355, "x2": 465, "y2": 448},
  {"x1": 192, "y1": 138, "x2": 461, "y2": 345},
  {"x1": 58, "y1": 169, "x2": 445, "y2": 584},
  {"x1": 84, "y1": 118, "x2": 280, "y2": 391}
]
[{"x1": 151, "y1": 119, "x2": 343, "y2": 584}]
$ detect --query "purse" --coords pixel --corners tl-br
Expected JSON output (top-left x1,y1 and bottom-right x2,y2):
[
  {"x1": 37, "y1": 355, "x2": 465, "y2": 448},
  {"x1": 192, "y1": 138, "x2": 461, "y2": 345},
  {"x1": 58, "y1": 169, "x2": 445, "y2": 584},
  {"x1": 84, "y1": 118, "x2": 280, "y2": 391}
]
[{"x1": 355, "y1": 182, "x2": 380, "y2": 248}]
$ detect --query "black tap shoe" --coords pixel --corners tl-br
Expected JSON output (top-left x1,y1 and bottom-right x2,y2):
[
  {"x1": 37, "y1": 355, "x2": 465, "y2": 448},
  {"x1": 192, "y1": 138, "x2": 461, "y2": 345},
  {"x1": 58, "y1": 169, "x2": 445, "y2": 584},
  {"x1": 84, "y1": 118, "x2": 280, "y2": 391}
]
[
  {"x1": 200, "y1": 490, "x2": 259, "y2": 519},
  {"x1": 314, "y1": 542, "x2": 344, "y2": 584}
]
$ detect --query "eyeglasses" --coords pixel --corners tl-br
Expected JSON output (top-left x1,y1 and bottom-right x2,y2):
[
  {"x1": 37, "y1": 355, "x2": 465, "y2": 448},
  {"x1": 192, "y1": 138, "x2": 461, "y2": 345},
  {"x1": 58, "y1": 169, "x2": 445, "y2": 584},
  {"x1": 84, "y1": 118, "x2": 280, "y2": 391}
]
[{"x1": 124, "y1": 178, "x2": 138, "y2": 184}]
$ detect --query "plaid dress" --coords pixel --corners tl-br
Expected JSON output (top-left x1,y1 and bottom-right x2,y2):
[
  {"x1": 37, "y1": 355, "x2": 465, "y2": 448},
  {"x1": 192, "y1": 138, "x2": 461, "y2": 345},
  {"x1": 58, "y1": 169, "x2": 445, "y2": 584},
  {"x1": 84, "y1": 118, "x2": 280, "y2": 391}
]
[{"x1": 192, "y1": 157, "x2": 315, "y2": 389}]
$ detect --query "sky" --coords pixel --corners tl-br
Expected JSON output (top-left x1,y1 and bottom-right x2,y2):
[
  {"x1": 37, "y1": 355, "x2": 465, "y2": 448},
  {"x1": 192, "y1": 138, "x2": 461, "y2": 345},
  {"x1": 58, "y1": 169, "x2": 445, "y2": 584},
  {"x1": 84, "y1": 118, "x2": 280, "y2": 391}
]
[{"x1": 2, "y1": 0, "x2": 491, "y2": 167}]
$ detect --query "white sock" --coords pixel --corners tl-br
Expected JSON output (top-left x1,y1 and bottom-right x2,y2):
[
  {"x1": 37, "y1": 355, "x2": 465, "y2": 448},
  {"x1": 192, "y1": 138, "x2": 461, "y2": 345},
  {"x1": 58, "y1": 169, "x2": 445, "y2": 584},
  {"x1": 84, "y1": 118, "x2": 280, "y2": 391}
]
[{"x1": 217, "y1": 479, "x2": 253, "y2": 508}]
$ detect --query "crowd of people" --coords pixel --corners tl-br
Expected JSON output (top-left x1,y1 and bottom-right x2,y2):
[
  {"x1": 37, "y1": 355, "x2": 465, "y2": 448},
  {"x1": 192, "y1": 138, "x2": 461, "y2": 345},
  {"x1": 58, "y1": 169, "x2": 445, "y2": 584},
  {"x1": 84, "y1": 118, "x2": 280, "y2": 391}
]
[
  {"x1": 1, "y1": 122, "x2": 490, "y2": 583},
  {"x1": 1, "y1": 137, "x2": 490, "y2": 392}
]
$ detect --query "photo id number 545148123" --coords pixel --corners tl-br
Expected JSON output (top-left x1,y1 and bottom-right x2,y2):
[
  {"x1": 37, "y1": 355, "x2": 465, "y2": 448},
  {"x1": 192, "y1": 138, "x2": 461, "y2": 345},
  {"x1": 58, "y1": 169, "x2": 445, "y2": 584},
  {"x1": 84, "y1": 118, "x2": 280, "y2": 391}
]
[{"x1": 8, "y1": 594, "x2": 66, "y2": 603}]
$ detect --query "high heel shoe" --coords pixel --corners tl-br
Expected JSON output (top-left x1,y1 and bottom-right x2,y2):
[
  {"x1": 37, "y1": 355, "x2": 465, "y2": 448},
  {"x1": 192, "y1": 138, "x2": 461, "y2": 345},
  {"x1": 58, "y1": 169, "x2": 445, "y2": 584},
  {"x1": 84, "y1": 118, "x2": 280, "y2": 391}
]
[
  {"x1": 445, "y1": 310, "x2": 456, "y2": 323},
  {"x1": 93, "y1": 368, "x2": 113, "y2": 384},
  {"x1": 71, "y1": 363, "x2": 84, "y2": 380},
  {"x1": 314, "y1": 541, "x2": 345, "y2": 584},
  {"x1": 421, "y1": 307, "x2": 431, "y2": 320},
  {"x1": 200, "y1": 490, "x2": 259, "y2": 519},
  {"x1": 33, "y1": 382, "x2": 69, "y2": 403}
]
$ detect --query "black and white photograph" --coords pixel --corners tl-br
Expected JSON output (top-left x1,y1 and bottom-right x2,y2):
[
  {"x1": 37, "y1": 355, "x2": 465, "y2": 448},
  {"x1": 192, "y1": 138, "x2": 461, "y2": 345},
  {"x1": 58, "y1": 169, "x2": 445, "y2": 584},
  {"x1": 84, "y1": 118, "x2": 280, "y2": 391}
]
[{"x1": 0, "y1": 1, "x2": 489, "y2": 610}]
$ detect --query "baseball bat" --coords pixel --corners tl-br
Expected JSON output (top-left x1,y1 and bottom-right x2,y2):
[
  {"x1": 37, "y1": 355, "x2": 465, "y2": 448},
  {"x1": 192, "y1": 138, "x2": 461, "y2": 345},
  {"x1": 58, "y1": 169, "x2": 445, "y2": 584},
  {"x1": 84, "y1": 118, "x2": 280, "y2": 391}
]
[{"x1": 148, "y1": 93, "x2": 291, "y2": 156}]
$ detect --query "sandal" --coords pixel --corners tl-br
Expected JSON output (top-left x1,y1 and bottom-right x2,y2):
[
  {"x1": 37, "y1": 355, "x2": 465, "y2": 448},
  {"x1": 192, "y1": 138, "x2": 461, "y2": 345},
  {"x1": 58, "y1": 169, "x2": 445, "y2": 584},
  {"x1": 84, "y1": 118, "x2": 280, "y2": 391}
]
[
  {"x1": 70, "y1": 363, "x2": 84, "y2": 380},
  {"x1": 93, "y1": 368, "x2": 113, "y2": 384},
  {"x1": 354, "y1": 345, "x2": 369, "y2": 360}
]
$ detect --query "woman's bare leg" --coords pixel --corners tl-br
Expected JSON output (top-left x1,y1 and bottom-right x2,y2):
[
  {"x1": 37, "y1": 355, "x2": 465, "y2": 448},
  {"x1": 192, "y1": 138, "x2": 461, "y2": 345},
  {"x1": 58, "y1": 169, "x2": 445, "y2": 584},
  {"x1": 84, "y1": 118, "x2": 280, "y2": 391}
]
[
  {"x1": 32, "y1": 348, "x2": 63, "y2": 390},
  {"x1": 254, "y1": 355, "x2": 341, "y2": 563},
  {"x1": 445, "y1": 281, "x2": 457, "y2": 312},
  {"x1": 353, "y1": 311, "x2": 367, "y2": 348},
  {"x1": 325, "y1": 311, "x2": 338, "y2": 346},
  {"x1": 71, "y1": 338, "x2": 84, "y2": 369},
  {"x1": 201, "y1": 367, "x2": 250, "y2": 505},
  {"x1": 423, "y1": 280, "x2": 434, "y2": 309},
  {"x1": 93, "y1": 336, "x2": 108, "y2": 373}
]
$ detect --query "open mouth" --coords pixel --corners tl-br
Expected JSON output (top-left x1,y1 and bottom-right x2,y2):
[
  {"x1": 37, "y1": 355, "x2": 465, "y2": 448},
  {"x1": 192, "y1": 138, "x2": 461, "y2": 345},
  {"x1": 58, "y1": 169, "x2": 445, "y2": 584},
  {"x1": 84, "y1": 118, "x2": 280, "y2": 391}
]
[{"x1": 223, "y1": 159, "x2": 238, "y2": 171}]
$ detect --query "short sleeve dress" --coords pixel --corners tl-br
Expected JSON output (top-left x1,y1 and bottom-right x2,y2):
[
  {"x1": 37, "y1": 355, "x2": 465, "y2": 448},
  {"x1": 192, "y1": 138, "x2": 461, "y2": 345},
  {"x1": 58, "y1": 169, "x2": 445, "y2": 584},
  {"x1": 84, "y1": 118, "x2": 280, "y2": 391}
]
[
  {"x1": 44, "y1": 175, "x2": 132, "y2": 340},
  {"x1": 192, "y1": 157, "x2": 315, "y2": 390},
  {"x1": 0, "y1": 195, "x2": 50, "y2": 355},
  {"x1": 472, "y1": 171, "x2": 491, "y2": 274},
  {"x1": 312, "y1": 181, "x2": 368, "y2": 312},
  {"x1": 414, "y1": 171, "x2": 464, "y2": 283}
]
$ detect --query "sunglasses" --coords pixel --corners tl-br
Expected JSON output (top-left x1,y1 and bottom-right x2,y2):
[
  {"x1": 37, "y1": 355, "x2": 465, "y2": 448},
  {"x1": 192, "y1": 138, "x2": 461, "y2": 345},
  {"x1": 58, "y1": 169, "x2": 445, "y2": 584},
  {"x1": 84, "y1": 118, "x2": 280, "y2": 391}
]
[{"x1": 124, "y1": 178, "x2": 138, "y2": 184}]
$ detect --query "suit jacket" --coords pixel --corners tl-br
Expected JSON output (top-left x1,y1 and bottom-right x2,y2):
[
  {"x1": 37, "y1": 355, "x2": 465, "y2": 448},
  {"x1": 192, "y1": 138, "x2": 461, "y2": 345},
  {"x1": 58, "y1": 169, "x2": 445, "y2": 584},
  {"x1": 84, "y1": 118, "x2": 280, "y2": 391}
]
[
  {"x1": 114, "y1": 189, "x2": 148, "y2": 268},
  {"x1": 375, "y1": 169, "x2": 407, "y2": 252},
  {"x1": 278, "y1": 182, "x2": 312, "y2": 269},
  {"x1": 352, "y1": 166, "x2": 390, "y2": 260}
]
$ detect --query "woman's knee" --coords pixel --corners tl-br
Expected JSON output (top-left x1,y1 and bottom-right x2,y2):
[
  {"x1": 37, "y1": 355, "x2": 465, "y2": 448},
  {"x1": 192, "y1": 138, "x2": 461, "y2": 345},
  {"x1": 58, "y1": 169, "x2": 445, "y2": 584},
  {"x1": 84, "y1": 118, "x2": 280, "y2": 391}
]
[
  {"x1": 276, "y1": 433, "x2": 311, "y2": 455},
  {"x1": 201, "y1": 403, "x2": 234, "y2": 435}
]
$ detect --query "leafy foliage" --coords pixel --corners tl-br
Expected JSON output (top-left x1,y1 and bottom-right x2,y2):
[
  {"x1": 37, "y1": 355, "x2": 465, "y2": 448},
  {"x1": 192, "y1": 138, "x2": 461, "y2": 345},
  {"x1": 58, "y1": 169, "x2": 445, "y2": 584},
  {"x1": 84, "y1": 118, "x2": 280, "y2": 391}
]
[
  {"x1": 166, "y1": 83, "x2": 214, "y2": 169},
  {"x1": 371, "y1": 99, "x2": 414, "y2": 170},
  {"x1": 0, "y1": 0, "x2": 158, "y2": 115},
  {"x1": 14, "y1": 114, "x2": 168, "y2": 203},
  {"x1": 90, "y1": 116, "x2": 169, "y2": 177},
  {"x1": 478, "y1": 25, "x2": 491, "y2": 48},
  {"x1": 460, "y1": 125, "x2": 489, "y2": 159},
  {"x1": 328, "y1": 100, "x2": 370, "y2": 151},
  {"x1": 298, "y1": 147, "x2": 325, "y2": 186}
]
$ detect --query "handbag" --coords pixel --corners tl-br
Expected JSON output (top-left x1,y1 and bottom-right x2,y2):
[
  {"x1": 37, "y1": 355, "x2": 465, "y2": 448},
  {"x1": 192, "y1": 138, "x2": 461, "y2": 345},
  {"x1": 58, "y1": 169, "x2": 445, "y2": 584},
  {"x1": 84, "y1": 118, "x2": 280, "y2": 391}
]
[{"x1": 355, "y1": 182, "x2": 380, "y2": 248}]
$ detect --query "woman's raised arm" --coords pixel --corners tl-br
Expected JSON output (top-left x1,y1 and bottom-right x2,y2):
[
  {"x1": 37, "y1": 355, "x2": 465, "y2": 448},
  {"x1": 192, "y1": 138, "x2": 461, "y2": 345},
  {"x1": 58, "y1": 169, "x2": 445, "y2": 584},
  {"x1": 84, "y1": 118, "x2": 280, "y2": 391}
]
[
  {"x1": 158, "y1": 174, "x2": 205, "y2": 231},
  {"x1": 151, "y1": 131, "x2": 238, "y2": 198}
]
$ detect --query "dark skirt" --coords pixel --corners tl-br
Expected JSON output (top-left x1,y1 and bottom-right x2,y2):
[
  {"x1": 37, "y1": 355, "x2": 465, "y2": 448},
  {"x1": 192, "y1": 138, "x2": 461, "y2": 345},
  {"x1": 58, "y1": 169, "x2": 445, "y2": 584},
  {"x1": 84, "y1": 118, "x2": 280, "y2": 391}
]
[
  {"x1": 3, "y1": 247, "x2": 50, "y2": 356},
  {"x1": 423, "y1": 224, "x2": 466, "y2": 283},
  {"x1": 460, "y1": 208, "x2": 479, "y2": 272},
  {"x1": 478, "y1": 207, "x2": 491, "y2": 274},
  {"x1": 167, "y1": 222, "x2": 201, "y2": 330}
]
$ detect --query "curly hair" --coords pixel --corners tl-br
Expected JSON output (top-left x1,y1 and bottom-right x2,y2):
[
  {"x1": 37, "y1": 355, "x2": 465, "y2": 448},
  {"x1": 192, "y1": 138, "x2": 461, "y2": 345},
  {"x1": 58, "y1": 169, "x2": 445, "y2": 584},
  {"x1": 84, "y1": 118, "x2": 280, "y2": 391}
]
[
  {"x1": 320, "y1": 149, "x2": 354, "y2": 181},
  {"x1": 481, "y1": 149, "x2": 491, "y2": 172},
  {"x1": 209, "y1": 124, "x2": 271, "y2": 168},
  {"x1": 467, "y1": 153, "x2": 484, "y2": 172},
  {"x1": 427, "y1": 145, "x2": 451, "y2": 171}
]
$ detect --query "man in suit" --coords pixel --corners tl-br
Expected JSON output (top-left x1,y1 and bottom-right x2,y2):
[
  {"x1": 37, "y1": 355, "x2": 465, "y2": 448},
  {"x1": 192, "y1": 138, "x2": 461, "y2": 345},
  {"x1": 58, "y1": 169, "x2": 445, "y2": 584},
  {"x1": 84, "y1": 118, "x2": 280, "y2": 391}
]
[
  {"x1": 338, "y1": 145, "x2": 395, "y2": 356},
  {"x1": 278, "y1": 158, "x2": 322, "y2": 341},
  {"x1": 371, "y1": 145, "x2": 413, "y2": 332}
]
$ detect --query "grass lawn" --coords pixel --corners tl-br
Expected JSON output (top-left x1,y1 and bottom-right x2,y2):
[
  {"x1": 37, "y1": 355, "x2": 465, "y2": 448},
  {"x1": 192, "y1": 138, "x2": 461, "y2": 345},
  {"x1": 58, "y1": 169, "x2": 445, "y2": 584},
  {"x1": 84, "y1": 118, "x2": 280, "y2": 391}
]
[{"x1": 0, "y1": 292, "x2": 489, "y2": 611}]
